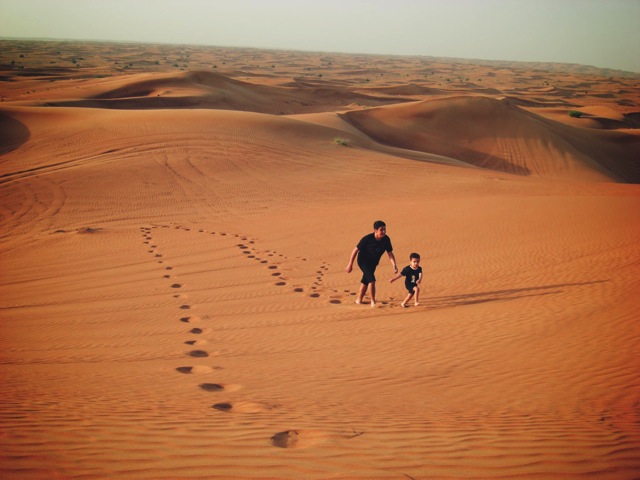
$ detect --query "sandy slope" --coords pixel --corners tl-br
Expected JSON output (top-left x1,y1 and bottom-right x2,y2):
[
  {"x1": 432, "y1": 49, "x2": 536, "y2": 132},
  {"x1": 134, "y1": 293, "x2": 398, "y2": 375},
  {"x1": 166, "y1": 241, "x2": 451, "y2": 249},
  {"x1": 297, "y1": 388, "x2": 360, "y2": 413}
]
[
  {"x1": 1, "y1": 45, "x2": 640, "y2": 479},
  {"x1": 341, "y1": 96, "x2": 640, "y2": 182}
]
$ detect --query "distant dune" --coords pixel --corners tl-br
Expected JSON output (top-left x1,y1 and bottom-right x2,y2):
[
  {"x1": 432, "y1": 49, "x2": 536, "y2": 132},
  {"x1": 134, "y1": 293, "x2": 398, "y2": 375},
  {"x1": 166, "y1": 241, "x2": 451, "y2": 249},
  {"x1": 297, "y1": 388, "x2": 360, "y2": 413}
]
[
  {"x1": 342, "y1": 96, "x2": 640, "y2": 182},
  {"x1": 36, "y1": 70, "x2": 407, "y2": 113}
]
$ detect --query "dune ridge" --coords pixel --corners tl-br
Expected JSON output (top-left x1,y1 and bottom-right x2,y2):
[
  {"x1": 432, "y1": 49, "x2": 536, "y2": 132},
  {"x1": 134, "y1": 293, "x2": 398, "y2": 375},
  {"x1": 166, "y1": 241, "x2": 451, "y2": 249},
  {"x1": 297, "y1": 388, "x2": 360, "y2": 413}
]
[
  {"x1": 27, "y1": 70, "x2": 405, "y2": 114},
  {"x1": 1, "y1": 41, "x2": 639, "y2": 479},
  {"x1": 342, "y1": 96, "x2": 640, "y2": 182}
]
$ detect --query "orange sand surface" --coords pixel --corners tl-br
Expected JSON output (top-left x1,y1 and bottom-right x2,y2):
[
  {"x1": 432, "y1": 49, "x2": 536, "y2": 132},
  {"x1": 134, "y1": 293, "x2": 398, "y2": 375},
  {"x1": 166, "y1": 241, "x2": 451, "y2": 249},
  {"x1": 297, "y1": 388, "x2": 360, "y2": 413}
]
[{"x1": 1, "y1": 40, "x2": 640, "y2": 479}]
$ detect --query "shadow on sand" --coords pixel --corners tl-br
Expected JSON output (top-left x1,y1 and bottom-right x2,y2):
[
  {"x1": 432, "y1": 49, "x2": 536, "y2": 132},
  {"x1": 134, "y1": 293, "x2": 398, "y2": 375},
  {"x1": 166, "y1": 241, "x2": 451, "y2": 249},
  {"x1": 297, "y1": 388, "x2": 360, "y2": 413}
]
[
  {"x1": 427, "y1": 280, "x2": 609, "y2": 309},
  {"x1": 0, "y1": 112, "x2": 30, "y2": 155}
]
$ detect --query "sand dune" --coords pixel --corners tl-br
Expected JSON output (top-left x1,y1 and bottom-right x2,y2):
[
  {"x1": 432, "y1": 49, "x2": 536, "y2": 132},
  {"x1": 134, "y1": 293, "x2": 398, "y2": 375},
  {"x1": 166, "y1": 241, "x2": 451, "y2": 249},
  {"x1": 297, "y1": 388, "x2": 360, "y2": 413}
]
[
  {"x1": 342, "y1": 96, "x2": 640, "y2": 181},
  {"x1": 1, "y1": 40, "x2": 639, "y2": 479},
  {"x1": 32, "y1": 70, "x2": 405, "y2": 114}
]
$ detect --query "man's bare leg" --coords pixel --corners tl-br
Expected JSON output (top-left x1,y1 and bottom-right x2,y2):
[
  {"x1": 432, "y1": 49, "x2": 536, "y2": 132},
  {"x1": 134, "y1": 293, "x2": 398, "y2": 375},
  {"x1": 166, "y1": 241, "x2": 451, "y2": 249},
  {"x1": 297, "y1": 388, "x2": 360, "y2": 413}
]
[
  {"x1": 355, "y1": 283, "x2": 367, "y2": 304},
  {"x1": 370, "y1": 282, "x2": 377, "y2": 307}
]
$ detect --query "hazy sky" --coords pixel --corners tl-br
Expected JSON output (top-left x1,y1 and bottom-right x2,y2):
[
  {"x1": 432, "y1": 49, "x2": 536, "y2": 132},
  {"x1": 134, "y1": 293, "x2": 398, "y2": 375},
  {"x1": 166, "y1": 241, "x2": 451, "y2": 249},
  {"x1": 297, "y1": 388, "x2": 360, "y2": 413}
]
[{"x1": 2, "y1": 0, "x2": 639, "y2": 72}]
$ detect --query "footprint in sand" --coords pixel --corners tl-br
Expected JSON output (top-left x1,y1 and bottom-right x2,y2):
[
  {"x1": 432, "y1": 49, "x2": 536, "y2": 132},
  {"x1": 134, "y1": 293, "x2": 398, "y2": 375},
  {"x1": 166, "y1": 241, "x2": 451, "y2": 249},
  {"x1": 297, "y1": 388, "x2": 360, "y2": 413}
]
[
  {"x1": 212, "y1": 401, "x2": 276, "y2": 413},
  {"x1": 271, "y1": 430, "x2": 300, "y2": 448},
  {"x1": 175, "y1": 365, "x2": 214, "y2": 374},
  {"x1": 188, "y1": 350, "x2": 209, "y2": 357},
  {"x1": 270, "y1": 429, "x2": 331, "y2": 448},
  {"x1": 200, "y1": 383, "x2": 224, "y2": 392},
  {"x1": 181, "y1": 315, "x2": 203, "y2": 324},
  {"x1": 180, "y1": 304, "x2": 191, "y2": 310}
]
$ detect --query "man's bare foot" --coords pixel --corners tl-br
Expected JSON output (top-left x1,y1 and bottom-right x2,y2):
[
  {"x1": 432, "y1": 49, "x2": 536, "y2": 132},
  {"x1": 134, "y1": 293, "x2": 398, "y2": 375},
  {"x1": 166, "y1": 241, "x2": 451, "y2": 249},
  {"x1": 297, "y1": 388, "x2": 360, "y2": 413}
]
[
  {"x1": 355, "y1": 299, "x2": 362, "y2": 304},
  {"x1": 370, "y1": 301, "x2": 377, "y2": 308},
  {"x1": 414, "y1": 302, "x2": 420, "y2": 306},
  {"x1": 400, "y1": 303, "x2": 407, "y2": 308}
]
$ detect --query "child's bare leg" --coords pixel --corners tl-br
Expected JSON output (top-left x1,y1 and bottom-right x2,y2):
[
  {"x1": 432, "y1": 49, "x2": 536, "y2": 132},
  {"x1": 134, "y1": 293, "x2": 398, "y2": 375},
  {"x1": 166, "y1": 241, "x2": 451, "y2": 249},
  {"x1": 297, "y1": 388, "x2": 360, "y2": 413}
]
[
  {"x1": 369, "y1": 282, "x2": 377, "y2": 307},
  {"x1": 355, "y1": 283, "x2": 367, "y2": 304},
  {"x1": 413, "y1": 286, "x2": 420, "y2": 306},
  {"x1": 401, "y1": 292, "x2": 413, "y2": 308}
]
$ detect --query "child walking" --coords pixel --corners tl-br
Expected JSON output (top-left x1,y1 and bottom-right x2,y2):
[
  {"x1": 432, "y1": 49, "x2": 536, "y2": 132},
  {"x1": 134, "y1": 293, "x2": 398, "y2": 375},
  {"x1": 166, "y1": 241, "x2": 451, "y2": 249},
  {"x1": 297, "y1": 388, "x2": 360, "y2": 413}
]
[{"x1": 389, "y1": 252, "x2": 422, "y2": 307}]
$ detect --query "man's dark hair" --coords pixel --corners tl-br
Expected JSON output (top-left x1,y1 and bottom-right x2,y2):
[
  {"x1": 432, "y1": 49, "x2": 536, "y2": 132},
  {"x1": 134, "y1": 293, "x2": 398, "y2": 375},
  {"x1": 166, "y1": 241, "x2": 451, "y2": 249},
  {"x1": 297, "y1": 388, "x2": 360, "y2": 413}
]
[
  {"x1": 410, "y1": 252, "x2": 420, "y2": 260},
  {"x1": 373, "y1": 220, "x2": 386, "y2": 230}
]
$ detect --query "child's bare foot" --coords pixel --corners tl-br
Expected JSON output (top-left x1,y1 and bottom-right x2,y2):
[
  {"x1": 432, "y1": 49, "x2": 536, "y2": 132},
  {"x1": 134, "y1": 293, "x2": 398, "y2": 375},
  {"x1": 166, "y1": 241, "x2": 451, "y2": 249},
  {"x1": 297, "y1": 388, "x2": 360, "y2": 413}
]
[
  {"x1": 370, "y1": 301, "x2": 377, "y2": 308},
  {"x1": 400, "y1": 303, "x2": 407, "y2": 308},
  {"x1": 414, "y1": 302, "x2": 420, "y2": 306},
  {"x1": 355, "y1": 299, "x2": 362, "y2": 305}
]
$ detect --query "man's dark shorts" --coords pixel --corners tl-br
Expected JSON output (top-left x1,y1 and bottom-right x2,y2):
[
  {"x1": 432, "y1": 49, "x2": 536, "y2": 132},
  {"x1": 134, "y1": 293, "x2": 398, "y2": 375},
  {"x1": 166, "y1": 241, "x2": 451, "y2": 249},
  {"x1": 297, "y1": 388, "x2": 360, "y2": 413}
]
[{"x1": 358, "y1": 260, "x2": 377, "y2": 285}]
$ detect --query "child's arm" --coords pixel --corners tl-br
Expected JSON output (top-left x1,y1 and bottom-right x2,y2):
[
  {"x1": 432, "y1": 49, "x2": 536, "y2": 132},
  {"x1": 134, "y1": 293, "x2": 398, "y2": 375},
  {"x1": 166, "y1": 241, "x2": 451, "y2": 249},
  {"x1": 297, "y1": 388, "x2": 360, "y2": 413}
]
[{"x1": 417, "y1": 271, "x2": 423, "y2": 284}]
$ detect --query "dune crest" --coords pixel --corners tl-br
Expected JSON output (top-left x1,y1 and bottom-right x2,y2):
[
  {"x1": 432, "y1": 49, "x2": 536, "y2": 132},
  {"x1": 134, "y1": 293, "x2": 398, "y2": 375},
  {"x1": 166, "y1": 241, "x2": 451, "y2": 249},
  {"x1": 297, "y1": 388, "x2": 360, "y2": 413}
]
[
  {"x1": 342, "y1": 96, "x2": 640, "y2": 182},
  {"x1": 39, "y1": 70, "x2": 404, "y2": 113}
]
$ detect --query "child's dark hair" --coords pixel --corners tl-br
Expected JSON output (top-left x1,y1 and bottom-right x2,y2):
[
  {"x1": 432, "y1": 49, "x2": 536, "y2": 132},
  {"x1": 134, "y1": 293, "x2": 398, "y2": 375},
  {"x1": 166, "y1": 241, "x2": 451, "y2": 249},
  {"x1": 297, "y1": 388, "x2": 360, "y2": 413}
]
[
  {"x1": 373, "y1": 220, "x2": 386, "y2": 230},
  {"x1": 410, "y1": 252, "x2": 420, "y2": 260}
]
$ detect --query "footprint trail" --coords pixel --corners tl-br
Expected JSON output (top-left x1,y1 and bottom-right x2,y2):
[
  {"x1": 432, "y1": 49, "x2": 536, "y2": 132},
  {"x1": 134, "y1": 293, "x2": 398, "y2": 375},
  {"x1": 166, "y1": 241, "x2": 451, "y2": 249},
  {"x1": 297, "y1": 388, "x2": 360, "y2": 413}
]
[{"x1": 139, "y1": 222, "x2": 359, "y2": 446}]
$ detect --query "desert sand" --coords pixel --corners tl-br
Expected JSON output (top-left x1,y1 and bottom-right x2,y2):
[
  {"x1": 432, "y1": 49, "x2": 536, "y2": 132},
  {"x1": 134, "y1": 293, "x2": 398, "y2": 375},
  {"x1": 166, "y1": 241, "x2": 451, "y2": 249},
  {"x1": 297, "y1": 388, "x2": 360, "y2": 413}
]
[{"x1": 1, "y1": 39, "x2": 639, "y2": 479}]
